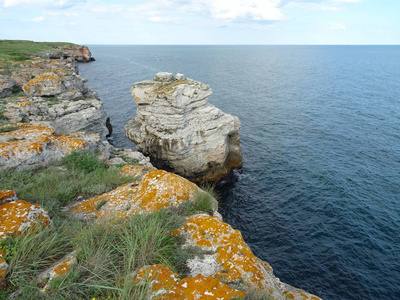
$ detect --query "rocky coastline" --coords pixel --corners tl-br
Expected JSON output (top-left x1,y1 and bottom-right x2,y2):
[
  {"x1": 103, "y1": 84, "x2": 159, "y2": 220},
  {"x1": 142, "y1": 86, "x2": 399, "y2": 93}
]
[{"x1": 0, "y1": 43, "x2": 322, "y2": 299}]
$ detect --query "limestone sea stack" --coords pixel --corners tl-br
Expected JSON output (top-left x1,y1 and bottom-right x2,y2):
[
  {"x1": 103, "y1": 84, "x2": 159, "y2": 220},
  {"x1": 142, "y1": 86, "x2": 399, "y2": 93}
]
[{"x1": 124, "y1": 72, "x2": 242, "y2": 183}]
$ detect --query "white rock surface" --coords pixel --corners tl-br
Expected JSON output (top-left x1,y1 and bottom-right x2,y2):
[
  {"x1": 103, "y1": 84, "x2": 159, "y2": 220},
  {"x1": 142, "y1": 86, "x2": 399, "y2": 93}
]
[
  {"x1": 0, "y1": 75, "x2": 15, "y2": 98},
  {"x1": 124, "y1": 72, "x2": 242, "y2": 183}
]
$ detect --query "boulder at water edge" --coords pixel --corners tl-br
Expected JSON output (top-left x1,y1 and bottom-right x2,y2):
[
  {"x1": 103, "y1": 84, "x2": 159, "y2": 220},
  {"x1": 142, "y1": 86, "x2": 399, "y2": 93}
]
[{"x1": 124, "y1": 72, "x2": 242, "y2": 183}]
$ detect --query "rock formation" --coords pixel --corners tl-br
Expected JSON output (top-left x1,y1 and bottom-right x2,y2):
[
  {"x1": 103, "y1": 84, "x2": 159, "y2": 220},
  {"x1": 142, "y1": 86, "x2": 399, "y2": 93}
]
[
  {"x1": 124, "y1": 72, "x2": 242, "y2": 183},
  {"x1": 47, "y1": 45, "x2": 95, "y2": 62},
  {"x1": 1, "y1": 57, "x2": 108, "y2": 139}
]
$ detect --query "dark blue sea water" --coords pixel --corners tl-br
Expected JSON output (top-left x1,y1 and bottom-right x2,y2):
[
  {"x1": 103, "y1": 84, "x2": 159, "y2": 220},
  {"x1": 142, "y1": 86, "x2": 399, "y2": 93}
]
[{"x1": 80, "y1": 46, "x2": 400, "y2": 300}]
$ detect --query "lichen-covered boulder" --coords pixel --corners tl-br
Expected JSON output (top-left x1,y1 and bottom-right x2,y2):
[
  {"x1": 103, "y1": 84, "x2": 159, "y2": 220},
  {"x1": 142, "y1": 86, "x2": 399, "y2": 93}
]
[
  {"x1": 72, "y1": 169, "x2": 206, "y2": 223},
  {"x1": 120, "y1": 165, "x2": 156, "y2": 178},
  {"x1": 174, "y1": 214, "x2": 322, "y2": 300},
  {"x1": 0, "y1": 200, "x2": 52, "y2": 240},
  {"x1": 133, "y1": 264, "x2": 245, "y2": 300},
  {"x1": 0, "y1": 123, "x2": 101, "y2": 171},
  {"x1": 3, "y1": 96, "x2": 108, "y2": 139},
  {"x1": 0, "y1": 252, "x2": 7, "y2": 290},
  {"x1": 0, "y1": 190, "x2": 17, "y2": 205},
  {"x1": 23, "y1": 72, "x2": 65, "y2": 96},
  {"x1": 38, "y1": 251, "x2": 77, "y2": 291},
  {"x1": 48, "y1": 45, "x2": 95, "y2": 62},
  {"x1": 0, "y1": 75, "x2": 15, "y2": 98},
  {"x1": 124, "y1": 72, "x2": 242, "y2": 184}
]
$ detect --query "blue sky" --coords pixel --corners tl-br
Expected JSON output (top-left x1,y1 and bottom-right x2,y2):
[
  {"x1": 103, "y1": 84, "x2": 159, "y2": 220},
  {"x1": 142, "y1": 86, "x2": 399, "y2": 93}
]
[{"x1": 0, "y1": 0, "x2": 399, "y2": 45}]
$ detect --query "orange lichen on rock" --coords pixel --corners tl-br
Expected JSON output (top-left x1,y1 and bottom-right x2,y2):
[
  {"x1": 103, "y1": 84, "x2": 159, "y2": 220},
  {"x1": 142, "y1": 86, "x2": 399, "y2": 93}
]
[
  {"x1": 0, "y1": 190, "x2": 17, "y2": 205},
  {"x1": 133, "y1": 265, "x2": 244, "y2": 300},
  {"x1": 72, "y1": 170, "x2": 199, "y2": 222},
  {"x1": 22, "y1": 72, "x2": 64, "y2": 96},
  {"x1": 133, "y1": 264, "x2": 179, "y2": 297},
  {"x1": 165, "y1": 274, "x2": 245, "y2": 300},
  {"x1": 39, "y1": 252, "x2": 77, "y2": 291},
  {"x1": 174, "y1": 214, "x2": 323, "y2": 300},
  {"x1": 121, "y1": 165, "x2": 156, "y2": 178},
  {"x1": 16, "y1": 100, "x2": 32, "y2": 108},
  {"x1": 0, "y1": 200, "x2": 52, "y2": 240},
  {"x1": 173, "y1": 214, "x2": 267, "y2": 289},
  {"x1": 54, "y1": 132, "x2": 88, "y2": 152},
  {"x1": 1, "y1": 123, "x2": 94, "y2": 170},
  {"x1": 0, "y1": 256, "x2": 7, "y2": 290}
]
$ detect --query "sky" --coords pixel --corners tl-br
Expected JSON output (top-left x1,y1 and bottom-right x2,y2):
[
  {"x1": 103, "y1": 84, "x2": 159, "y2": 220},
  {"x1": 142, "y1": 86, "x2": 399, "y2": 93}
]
[{"x1": 0, "y1": 0, "x2": 399, "y2": 45}]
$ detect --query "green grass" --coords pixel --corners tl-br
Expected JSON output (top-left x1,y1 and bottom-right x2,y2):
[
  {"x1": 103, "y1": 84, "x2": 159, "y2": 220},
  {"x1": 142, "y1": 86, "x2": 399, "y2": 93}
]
[
  {"x1": 0, "y1": 150, "x2": 137, "y2": 216},
  {"x1": 0, "y1": 125, "x2": 21, "y2": 133},
  {"x1": 0, "y1": 40, "x2": 77, "y2": 61},
  {"x1": 176, "y1": 184, "x2": 218, "y2": 216},
  {"x1": 0, "y1": 210, "x2": 185, "y2": 299},
  {"x1": 0, "y1": 150, "x2": 229, "y2": 298}
]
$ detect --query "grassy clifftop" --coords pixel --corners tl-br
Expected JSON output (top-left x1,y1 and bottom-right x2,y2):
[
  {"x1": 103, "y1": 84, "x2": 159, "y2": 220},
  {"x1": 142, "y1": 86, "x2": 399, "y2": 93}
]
[{"x1": 0, "y1": 40, "x2": 77, "y2": 61}]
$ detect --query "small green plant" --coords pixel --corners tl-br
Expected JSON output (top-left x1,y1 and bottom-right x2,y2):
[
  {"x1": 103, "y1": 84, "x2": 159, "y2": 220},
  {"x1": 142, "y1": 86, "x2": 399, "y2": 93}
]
[
  {"x1": 122, "y1": 157, "x2": 139, "y2": 166},
  {"x1": 95, "y1": 199, "x2": 107, "y2": 211},
  {"x1": 43, "y1": 96, "x2": 60, "y2": 106},
  {"x1": 177, "y1": 186, "x2": 217, "y2": 216},
  {"x1": 63, "y1": 150, "x2": 106, "y2": 173},
  {"x1": 0, "y1": 125, "x2": 21, "y2": 133}
]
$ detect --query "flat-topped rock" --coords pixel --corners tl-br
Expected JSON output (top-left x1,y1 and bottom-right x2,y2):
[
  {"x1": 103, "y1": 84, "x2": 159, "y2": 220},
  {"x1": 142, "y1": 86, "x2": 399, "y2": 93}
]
[{"x1": 124, "y1": 73, "x2": 242, "y2": 183}]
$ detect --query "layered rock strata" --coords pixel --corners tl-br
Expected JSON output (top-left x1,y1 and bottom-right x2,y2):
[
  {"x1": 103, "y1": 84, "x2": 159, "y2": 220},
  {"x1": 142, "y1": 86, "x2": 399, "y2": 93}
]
[
  {"x1": 46, "y1": 45, "x2": 95, "y2": 62},
  {"x1": 124, "y1": 72, "x2": 242, "y2": 183},
  {"x1": 0, "y1": 57, "x2": 108, "y2": 139}
]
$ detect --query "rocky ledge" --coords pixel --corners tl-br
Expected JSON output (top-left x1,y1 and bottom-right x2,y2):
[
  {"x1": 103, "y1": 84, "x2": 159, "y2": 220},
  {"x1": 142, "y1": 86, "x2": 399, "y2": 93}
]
[
  {"x1": 0, "y1": 56, "x2": 108, "y2": 139},
  {"x1": 125, "y1": 72, "x2": 242, "y2": 184}
]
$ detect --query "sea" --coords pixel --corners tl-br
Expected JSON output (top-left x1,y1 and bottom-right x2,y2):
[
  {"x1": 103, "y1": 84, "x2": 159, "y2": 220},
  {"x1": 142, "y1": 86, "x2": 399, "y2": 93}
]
[{"x1": 79, "y1": 45, "x2": 400, "y2": 300}]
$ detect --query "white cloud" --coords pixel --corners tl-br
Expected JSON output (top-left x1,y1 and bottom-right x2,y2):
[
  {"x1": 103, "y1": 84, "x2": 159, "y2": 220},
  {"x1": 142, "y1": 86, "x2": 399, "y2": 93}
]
[
  {"x1": 285, "y1": 2, "x2": 340, "y2": 10},
  {"x1": 326, "y1": 22, "x2": 346, "y2": 30},
  {"x1": 149, "y1": 16, "x2": 182, "y2": 22},
  {"x1": 280, "y1": 0, "x2": 362, "y2": 9},
  {"x1": 132, "y1": 0, "x2": 284, "y2": 22},
  {"x1": 22, "y1": 16, "x2": 45, "y2": 21},
  {"x1": 4, "y1": 0, "x2": 85, "y2": 8},
  {"x1": 330, "y1": 0, "x2": 361, "y2": 3},
  {"x1": 198, "y1": 0, "x2": 284, "y2": 21}
]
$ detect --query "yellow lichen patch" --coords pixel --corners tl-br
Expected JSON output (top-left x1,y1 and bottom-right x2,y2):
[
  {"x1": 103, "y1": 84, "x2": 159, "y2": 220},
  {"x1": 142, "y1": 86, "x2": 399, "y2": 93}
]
[
  {"x1": 121, "y1": 165, "x2": 155, "y2": 179},
  {"x1": 40, "y1": 252, "x2": 77, "y2": 291},
  {"x1": 165, "y1": 273, "x2": 245, "y2": 300},
  {"x1": 0, "y1": 135, "x2": 52, "y2": 162},
  {"x1": 152, "y1": 79, "x2": 190, "y2": 96},
  {"x1": 53, "y1": 133, "x2": 88, "y2": 152},
  {"x1": 51, "y1": 256, "x2": 75, "y2": 277},
  {"x1": 72, "y1": 182, "x2": 139, "y2": 221},
  {"x1": 72, "y1": 170, "x2": 199, "y2": 223},
  {"x1": 16, "y1": 101, "x2": 32, "y2": 108},
  {"x1": 0, "y1": 257, "x2": 8, "y2": 290},
  {"x1": 0, "y1": 200, "x2": 51, "y2": 240},
  {"x1": 0, "y1": 190, "x2": 16, "y2": 205},
  {"x1": 133, "y1": 264, "x2": 179, "y2": 297},
  {"x1": 133, "y1": 265, "x2": 244, "y2": 300},
  {"x1": 136, "y1": 170, "x2": 199, "y2": 213},
  {"x1": 174, "y1": 215, "x2": 268, "y2": 290},
  {"x1": 22, "y1": 72, "x2": 62, "y2": 95},
  {"x1": 0, "y1": 123, "x2": 54, "y2": 142}
]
